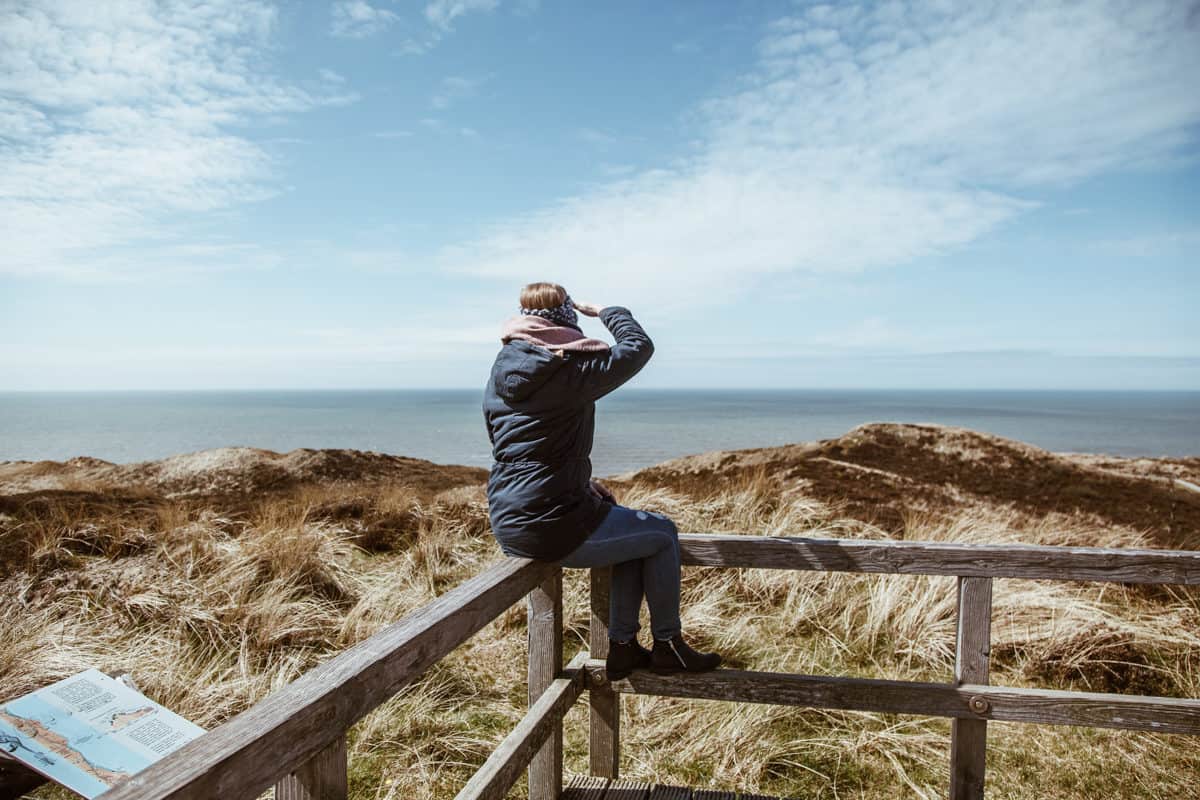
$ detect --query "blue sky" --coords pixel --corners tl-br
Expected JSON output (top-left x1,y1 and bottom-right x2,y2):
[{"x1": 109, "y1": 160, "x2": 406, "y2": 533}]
[{"x1": 1, "y1": 0, "x2": 1197, "y2": 390}]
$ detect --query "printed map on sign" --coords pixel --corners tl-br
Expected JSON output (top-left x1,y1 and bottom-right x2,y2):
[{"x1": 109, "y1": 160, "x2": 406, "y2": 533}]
[{"x1": 0, "y1": 669, "x2": 204, "y2": 798}]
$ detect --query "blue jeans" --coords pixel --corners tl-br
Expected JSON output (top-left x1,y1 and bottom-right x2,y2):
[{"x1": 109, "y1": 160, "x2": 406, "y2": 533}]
[{"x1": 560, "y1": 503, "x2": 682, "y2": 642}]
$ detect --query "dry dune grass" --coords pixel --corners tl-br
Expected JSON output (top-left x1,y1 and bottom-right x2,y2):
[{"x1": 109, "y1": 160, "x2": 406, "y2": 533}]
[{"x1": 1, "y1": 466, "x2": 1197, "y2": 799}]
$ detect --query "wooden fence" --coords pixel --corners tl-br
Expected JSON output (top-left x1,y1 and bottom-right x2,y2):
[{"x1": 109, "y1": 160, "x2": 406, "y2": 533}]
[{"x1": 4, "y1": 534, "x2": 1199, "y2": 800}]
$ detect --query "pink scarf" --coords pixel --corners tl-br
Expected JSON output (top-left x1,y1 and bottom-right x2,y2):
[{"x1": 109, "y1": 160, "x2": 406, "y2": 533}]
[{"x1": 500, "y1": 315, "x2": 611, "y2": 354}]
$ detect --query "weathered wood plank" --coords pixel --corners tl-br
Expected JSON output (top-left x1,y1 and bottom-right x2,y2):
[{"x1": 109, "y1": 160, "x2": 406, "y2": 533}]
[
  {"x1": 690, "y1": 790, "x2": 736, "y2": 800},
  {"x1": 589, "y1": 567, "x2": 620, "y2": 779},
  {"x1": 102, "y1": 557, "x2": 557, "y2": 800},
  {"x1": 954, "y1": 577, "x2": 993, "y2": 682},
  {"x1": 646, "y1": 785, "x2": 691, "y2": 800},
  {"x1": 562, "y1": 774, "x2": 609, "y2": 800},
  {"x1": 678, "y1": 534, "x2": 1200, "y2": 584},
  {"x1": 604, "y1": 778, "x2": 651, "y2": 799},
  {"x1": 588, "y1": 661, "x2": 1200, "y2": 734},
  {"x1": 274, "y1": 735, "x2": 347, "y2": 800},
  {"x1": 950, "y1": 577, "x2": 992, "y2": 800},
  {"x1": 0, "y1": 753, "x2": 45, "y2": 800},
  {"x1": 453, "y1": 652, "x2": 586, "y2": 800},
  {"x1": 528, "y1": 570, "x2": 563, "y2": 800}
]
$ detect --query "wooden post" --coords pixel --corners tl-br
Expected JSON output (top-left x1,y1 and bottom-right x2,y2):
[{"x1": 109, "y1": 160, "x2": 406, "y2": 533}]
[
  {"x1": 274, "y1": 735, "x2": 347, "y2": 800},
  {"x1": 527, "y1": 569, "x2": 564, "y2": 800},
  {"x1": 950, "y1": 576, "x2": 992, "y2": 800},
  {"x1": 589, "y1": 567, "x2": 620, "y2": 778}
]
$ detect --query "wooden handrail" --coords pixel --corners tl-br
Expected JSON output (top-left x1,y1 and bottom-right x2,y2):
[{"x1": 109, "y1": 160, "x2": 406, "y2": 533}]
[
  {"x1": 100, "y1": 557, "x2": 557, "y2": 800},
  {"x1": 678, "y1": 534, "x2": 1200, "y2": 583},
  {"x1": 584, "y1": 660, "x2": 1200, "y2": 735},
  {"x1": 591, "y1": 535, "x2": 1200, "y2": 800},
  {"x1": 18, "y1": 533, "x2": 1183, "y2": 800}
]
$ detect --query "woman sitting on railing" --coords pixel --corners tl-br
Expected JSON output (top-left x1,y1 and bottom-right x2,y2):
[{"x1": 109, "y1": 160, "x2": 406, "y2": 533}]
[{"x1": 483, "y1": 281, "x2": 722, "y2": 679}]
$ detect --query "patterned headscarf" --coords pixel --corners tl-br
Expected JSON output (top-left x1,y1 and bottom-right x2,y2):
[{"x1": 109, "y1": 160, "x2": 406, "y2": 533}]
[{"x1": 520, "y1": 294, "x2": 582, "y2": 332}]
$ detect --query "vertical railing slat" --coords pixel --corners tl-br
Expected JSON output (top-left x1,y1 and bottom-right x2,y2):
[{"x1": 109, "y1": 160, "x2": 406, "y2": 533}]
[
  {"x1": 589, "y1": 567, "x2": 620, "y2": 778},
  {"x1": 274, "y1": 735, "x2": 347, "y2": 800},
  {"x1": 527, "y1": 569, "x2": 564, "y2": 800},
  {"x1": 950, "y1": 576, "x2": 993, "y2": 799}
]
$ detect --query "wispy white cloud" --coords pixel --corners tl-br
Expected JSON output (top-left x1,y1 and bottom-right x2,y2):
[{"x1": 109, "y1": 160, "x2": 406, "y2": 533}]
[
  {"x1": 1085, "y1": 229, "x2": 1200, "y2": 259},
  {"x1": 330, "y1": 1, "x2": 399, "y2": 39},
  {"x1": 1, "y1": 322, "x2": 504, "y2": 370},
  {"x1": 0, "y1": 1, "x2": 349, "y2": 279},
  {"x1": 809, "y1": 317, "x2": 928, "y2": 352},
  {"x1": 418, "y1": 117, "x2": 481, "y2": 139},
  {"x1": 431, "y1": 75, "x2": 486, "y2": 110},
  {"x1": 34, "y1": 241, "x2": 287, "y2": 284},
  {"x1": 424, "y1": 0, "x2": 499, "y2": 31},
  {"x1": 0, "y1": 97, "x2": 52, "y2": 140},
  {"x1": 730, "y1": 2, "x2": 1200, "y2": 186},
  {"x1": 442, "y1": 0, "x2": 1200, "y2": 310},
  {"x1": 396, "y1": 39, "x2": 434, "y2": 56},
  {"x1": 399, "y1": 0, "x2": 503, "y2": 53}
]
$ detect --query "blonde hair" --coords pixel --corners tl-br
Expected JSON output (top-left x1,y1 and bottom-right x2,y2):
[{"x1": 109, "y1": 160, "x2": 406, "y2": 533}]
[{"x1": 519, "y1": 282, "x2": 567, "y2": 310}]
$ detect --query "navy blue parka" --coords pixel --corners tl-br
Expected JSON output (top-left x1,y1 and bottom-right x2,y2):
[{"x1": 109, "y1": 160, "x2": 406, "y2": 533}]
[{"x1": 483, "y1": 306, "x2": 654, "y2": 561}]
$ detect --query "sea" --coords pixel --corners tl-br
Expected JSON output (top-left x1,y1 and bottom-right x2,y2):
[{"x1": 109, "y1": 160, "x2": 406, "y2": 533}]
[{"x1": 0, "y1": 390, "x2": 1197, "y2": 476}]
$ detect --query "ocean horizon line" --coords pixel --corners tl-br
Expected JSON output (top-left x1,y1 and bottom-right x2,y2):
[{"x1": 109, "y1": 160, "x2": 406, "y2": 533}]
[{"x1": 3, "y1": 388, "x2": 1196, "y2": 467}]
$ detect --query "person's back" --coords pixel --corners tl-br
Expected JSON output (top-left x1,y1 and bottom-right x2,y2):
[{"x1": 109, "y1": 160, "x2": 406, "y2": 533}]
[
  {"x1": 483, "y1": 295, "x2": 653, "y2": 560},
  {"x1": 483, "y1": 281, "x2": 722, "y2": 679}
]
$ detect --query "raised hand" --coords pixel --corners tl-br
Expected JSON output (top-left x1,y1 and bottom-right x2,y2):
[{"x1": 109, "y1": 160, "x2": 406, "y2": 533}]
[{"x1": 572, "y1": 300, "x2": 604, "y2": 317}]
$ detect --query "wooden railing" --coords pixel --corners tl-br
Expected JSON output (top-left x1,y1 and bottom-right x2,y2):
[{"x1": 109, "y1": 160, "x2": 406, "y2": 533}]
[{"x1": 7, "y1": 535, "x2": 1198, "y2": 800}]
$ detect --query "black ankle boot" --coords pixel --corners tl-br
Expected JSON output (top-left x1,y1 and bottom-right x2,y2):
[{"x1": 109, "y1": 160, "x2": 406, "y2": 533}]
[
  {"x1": 651, "y1": 634, "x2": 722, "y2": 674},
  {"x1": 605, "y1": 638, "x2": 652, "y2": 680}
]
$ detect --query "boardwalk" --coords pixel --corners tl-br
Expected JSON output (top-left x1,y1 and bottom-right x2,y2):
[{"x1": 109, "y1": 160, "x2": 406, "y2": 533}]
[{"x1": 563, "y1": 775, "x2": 784, "y2": 800}]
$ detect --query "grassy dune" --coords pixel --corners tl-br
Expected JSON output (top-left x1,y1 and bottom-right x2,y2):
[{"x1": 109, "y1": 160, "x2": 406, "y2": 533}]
[{"x1": 2, "y1": 432, "x2": 1198, "y2": 798}]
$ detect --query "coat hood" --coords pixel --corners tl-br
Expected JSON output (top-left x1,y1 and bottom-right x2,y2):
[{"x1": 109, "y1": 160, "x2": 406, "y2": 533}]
[{"x1": 490, "y1": 340, "x2": 565, "y2": 402}]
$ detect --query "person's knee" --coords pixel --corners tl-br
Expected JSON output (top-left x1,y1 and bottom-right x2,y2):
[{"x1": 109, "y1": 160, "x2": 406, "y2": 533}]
[
  {"x1": 642, "y1": 509, "x2": 676, "y2": 530},
  {"x1": 639, "y1": 518, "x2": 677, "y2": 554},
  {"x1": 654, "y1": 514, "x2": 679, "y2": 547}
]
